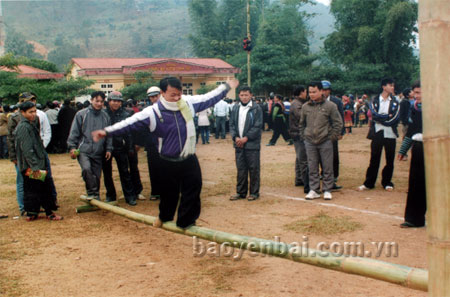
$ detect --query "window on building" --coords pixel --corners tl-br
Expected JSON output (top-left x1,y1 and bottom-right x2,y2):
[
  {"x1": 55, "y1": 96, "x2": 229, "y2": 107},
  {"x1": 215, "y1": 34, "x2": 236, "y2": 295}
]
[
  {"x1": 200, "y1": 82, "x2": 206, "y2": 86},
  {"x1": 183, "y1": 90, "x2": 188, "y2": 95},
  {"x1": 188, "y1": 89, "x2": 193, "y2": 95},
  {"x1": 107, "y1": 84, "x2": 113, "y2": 88},
  {"x1": 101, "y1": 84, "x2": 107, "y2": 88},
  {"x1": 216, "y1": 81, "x2": 226, "y2": 85}
]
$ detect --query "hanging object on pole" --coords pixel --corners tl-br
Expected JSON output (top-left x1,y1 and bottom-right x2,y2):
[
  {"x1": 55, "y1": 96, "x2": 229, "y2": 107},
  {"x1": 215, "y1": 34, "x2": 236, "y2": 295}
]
[{"x1": 243, "y1": 37, "x2": 252, "y2": 51}]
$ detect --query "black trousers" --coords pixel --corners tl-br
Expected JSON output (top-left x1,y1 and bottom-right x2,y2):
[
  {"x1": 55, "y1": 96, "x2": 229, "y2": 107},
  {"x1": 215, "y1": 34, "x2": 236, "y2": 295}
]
[
  {"x1": 23, "y1": 170, "x2": 57, "y2": 216},
  {"x1": 269, "y1": 118, "x2": 290, "y2": 144},
  {"x1": 332, "y1": 140, "x2": 339, "y2": 179},
  {"x1": 235, "y1": 149, "x2": 260, "y2": 196},
  {"x1": 103, "y1": 150, "x2": 136, "y2": 201},
  {"x1": 146, "y1": 145, "x2": 162, "y2": 196},
  {"x1": 364, "y1": 131, "x2": 396, "y2": 188},
  {"x1": 158, "y1": 155, "x2": 202, "y2": 228},
  {"x1": 128, "y1": 149, "x2": 143, "y2": 195},
  {"x1": 78, "y1": 153, "x2": 103, "y2": 196},
  {"x1": 404, "y1": 142, "x2": 426, "y2": 226}
]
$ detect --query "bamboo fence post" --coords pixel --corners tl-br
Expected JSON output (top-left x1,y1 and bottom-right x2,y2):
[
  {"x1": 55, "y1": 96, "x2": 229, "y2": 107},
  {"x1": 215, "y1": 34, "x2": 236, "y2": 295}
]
[
  {"x1": 82, "y1": 198, "x2": 428, "y2": 292},
  {"x1": 419, "y1": 1, "x2": 450, "y2": 296}
]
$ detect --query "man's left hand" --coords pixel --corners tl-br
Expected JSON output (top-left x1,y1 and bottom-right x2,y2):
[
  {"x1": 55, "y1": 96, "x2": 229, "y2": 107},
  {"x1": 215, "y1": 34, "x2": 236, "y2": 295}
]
[{"x1": 105, "y1": 152, "x2": 112, "y2": 161}]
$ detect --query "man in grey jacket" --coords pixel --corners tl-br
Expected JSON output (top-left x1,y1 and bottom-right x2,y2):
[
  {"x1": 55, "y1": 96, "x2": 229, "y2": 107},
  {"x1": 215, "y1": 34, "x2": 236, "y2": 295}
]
[
  {"x1": 300, "y1": 82, "x2": 343, "y2": 200},
  {"x1": 67, "y1": 91, "x2": 112, "y2": 200},
  {"x1": 229, "y1": 86, "x2": 263, "y2": 201}
]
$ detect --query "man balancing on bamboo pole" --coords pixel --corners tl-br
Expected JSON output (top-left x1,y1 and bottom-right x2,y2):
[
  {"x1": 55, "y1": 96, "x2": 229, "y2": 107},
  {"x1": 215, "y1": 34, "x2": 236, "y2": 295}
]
[{"x1": 92, "y1": 77, "x2": 239, "y2": 229}]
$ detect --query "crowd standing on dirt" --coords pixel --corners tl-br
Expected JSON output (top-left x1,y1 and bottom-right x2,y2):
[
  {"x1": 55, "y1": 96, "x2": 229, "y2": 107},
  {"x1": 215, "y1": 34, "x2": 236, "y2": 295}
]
[{"x1": 3, "y1": 78, "x2": 425, "y2": 228}]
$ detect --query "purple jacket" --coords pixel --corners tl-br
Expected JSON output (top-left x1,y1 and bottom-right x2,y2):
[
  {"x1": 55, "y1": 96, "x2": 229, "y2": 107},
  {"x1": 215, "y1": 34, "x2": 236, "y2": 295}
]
[{"x1": 105, "y1": 83, "x2": 230, "y2": 158}]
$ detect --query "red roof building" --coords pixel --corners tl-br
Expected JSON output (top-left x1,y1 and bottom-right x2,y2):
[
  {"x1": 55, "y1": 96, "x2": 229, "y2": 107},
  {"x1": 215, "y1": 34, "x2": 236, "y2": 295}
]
[
  {"x1": 0, "y1": 65, "x2": 64, "y2": 80},
  {"x1": 69, "y1": 58, "x2": 240, "y2": 98}
]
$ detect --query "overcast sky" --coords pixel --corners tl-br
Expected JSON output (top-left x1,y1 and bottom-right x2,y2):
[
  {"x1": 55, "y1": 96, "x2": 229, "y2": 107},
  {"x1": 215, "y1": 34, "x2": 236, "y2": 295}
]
[{"x1": 316, "y1": 0, "x2": 331, "y2": 5}]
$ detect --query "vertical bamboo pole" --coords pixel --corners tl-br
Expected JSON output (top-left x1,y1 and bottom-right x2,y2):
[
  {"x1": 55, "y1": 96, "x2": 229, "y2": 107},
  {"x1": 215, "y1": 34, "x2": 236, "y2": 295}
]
[
  {"x1": 247, "y1": 0, "x2": 251, "y2": 87},
  {"x1": 418, "y1": 1, "x2": 450, "y2": 296}
]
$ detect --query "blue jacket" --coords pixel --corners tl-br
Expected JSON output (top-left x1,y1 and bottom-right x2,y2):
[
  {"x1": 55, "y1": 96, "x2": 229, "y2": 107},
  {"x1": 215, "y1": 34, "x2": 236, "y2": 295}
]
[{"x1": 105, "y1": 84, "x2": 230, "y2": 158}]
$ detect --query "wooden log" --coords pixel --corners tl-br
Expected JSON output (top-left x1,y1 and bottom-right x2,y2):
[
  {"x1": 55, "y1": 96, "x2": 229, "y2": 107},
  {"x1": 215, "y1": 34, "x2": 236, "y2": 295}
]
[
  {"x1": 82, "y1": 198, "x2": 428, "y2": 291},
  {"x1": 419, "y1": 1, "x2": 450, "y2": 296},
  {"x1": 76, "y1": 200, "x2": 118, "y2": 213}
]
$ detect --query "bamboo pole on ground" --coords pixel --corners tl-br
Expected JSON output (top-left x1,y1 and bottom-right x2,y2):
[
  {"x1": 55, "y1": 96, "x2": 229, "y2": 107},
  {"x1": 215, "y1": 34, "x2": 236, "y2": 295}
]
[
  {"x1": 418, "y1": 1, "x2": 450, "y2": 296},
  {"x1": 82, "y1": 198, "x2": 428, "y2": 292}
]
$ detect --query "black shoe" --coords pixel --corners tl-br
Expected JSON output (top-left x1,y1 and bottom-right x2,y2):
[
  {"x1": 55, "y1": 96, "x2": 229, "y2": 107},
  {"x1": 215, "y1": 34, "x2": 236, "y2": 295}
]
[
  {"x1": 266, "y1": 143, "x2": 275, "y2": 146},
  {"x1": 230, "y1": 194, "x2": 246, "y2": 201},
  {"x1": 288, "y1": 140, "x2": 294, "y2": 145},
  {"x1": 400, "y1": 222, "x2": 424, "y2": 228},
  {"x1": 126, "y1": 199, "x2": 137, "y2": 206},
  {"x1": 106, "y1": 197, "x2": 116, "y2": 202},
  {"x1": 248, "y1": 194, "x2": 259, "y2": 201},
  {"x1": 331, "y1": 184, "x2": 342, "y2": 192}
]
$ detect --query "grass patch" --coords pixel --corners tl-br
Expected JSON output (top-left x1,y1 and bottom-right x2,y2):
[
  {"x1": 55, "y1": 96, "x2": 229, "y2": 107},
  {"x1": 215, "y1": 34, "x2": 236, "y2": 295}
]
[{"x1": 283, "y1": 211, "x2": 363, "y2": 235}]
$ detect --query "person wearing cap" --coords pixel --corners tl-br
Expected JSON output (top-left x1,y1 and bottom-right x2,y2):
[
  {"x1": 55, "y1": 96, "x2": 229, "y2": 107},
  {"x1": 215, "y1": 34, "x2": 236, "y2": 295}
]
[
  {"x1": 7, "y1": 92, "x2": 56, "y2": 215},
  {"x1": 100, "y1": 91, "x2": 138, "y2": 205},
  {"x1": 321, "y1": 80, "x2": 344, "y2": 191},
  {"x1": 92, "y1": 77, "x2": 239, "y2": 228},
  {"x1": 14, "y1": 101, "x2": 62, "y2": 221},
  {"x1": 67, "y1": 91, "x2": 113, "y2": 200},
  {"x1": 144, "y1": 86, "x2": 163, "y2": 200},
  {"x1": 359, "y1": 78, "x2": 401, "y2": 192}
]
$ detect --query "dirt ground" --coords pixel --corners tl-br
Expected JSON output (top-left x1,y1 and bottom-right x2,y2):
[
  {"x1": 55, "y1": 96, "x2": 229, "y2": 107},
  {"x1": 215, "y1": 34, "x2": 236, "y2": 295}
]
[{"x1": 0, "y1": 127, "x2": 428, "y2": 297}]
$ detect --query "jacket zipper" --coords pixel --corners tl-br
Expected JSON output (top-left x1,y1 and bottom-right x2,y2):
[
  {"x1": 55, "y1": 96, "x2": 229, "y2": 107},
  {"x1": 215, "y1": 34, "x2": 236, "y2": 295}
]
[{"x1": 173, "y1": 111, "x2": 183, "y2": 152}]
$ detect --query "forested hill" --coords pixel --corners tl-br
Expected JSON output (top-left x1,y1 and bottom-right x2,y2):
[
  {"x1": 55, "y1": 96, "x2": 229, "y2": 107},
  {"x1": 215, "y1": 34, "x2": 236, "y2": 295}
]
[{"x1": 3, "y1": 0, "x2": 332, "y2": 66}]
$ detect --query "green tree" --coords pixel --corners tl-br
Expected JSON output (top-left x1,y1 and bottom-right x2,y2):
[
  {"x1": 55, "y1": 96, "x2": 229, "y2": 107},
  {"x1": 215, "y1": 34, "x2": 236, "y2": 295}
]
[
  {"x1": 121, "y1": 71, "x2": 157, "y2": 100},
  {"x1": 48, "y1": 42, "x2": 87, "y2": 71},
  {"x1": 4, "y1": 29, "x2": 43, "y2": 59},
  {"x1": 324, "y1": 0, "x2": 418, "y2": 92}
]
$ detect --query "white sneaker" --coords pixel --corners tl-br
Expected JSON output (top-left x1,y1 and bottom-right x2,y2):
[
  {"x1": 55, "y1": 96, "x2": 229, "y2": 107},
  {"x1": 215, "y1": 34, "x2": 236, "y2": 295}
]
[
  {"x1": 385, "y1": 186, "x2": 394, "y2": 192},
  {"x1": 358, "y1": 185, "x2": 369, "y2": 191},
  {"x1": 138, "y1": 194, "x2": 146, "y2": 200},
  {"x1": 323, "y1": 191, "x2": 332, "y2": 200},
  {"x1": 305, "y1": 190, "x2": 320, "y2": 200}
]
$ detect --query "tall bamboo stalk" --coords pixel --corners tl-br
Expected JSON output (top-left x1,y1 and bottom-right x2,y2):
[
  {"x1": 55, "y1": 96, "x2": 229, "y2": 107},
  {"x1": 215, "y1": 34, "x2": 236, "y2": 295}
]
[
  {"x1": 247, "y1": 0, "x2": 251, "y2": 87},
  {"x1": 419, "y1": 1, "x2": 450, "y2": 296},
  {"x1": 83, "y1": 198, "x2": 428, "y2": 291}
]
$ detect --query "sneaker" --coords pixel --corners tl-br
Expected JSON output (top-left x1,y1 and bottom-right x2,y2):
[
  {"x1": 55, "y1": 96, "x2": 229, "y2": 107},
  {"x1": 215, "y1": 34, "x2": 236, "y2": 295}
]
[
  {"x1": 80, "y1": 194, "x2": 95, "y2": 201},
  {"x1": 138, "y1": 194, "x2": 146, "y2": 200},
  {"x1": 305, "y1": 190, "x2": 320, "y2": 200},
  {"x1": 385, "y1": 186, "x2": 394, "y2": 192},
  {"x1": 358, "y1": 185, "x2": 369, "y2": 191},
  {"x1": 400, "y1": 222, "x2": 424, "y2": 228},
  {"x1": 230, "y1": 194, "x2": 246, "y2": 201},
  {"x1": 323, "y1": 191, "x2": 332, "y2": 200},
  {"x1": 150, "y1": 195, "x2": 160, "y2": 201},
  {"x1": 153, "y1": 217, "x2": 163, "y2": 228}
]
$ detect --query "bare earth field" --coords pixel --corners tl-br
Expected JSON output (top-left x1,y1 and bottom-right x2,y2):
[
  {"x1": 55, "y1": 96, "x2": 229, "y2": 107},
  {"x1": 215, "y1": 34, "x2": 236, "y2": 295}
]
[{"x1": 0, "y1": 127, "x2": 427, "y2": 297}]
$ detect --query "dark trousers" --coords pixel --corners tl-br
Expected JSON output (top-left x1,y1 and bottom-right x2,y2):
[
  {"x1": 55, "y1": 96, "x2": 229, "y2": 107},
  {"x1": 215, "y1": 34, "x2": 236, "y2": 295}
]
[
  {"x1": 128, "y1": 150, "x2": 143, "y2": 195},
  {"x1": 215, "y1": 116, "x2": 226, "y2": 139},
  {"x1": 146, "y1": 145, "x2": 162, "y2": 196},
  {"x1": 103, "y1": 150, "x2": 136, "y2": 201},
  {"x1": 78, "y1": 153, "x2": 103, "y2": 196},
  {"x1": 294, "y1": 138, "x2": 309, "y2": 190},
  {"x1": 235, "y1": 149, "x2": 260, "y2": 196},
  {"x1": 45, "y1": 153, "x2": 58, "y2": 204},
  {"x1": 22, "y1": 166, "x2": 57, "y2": 216},
  {"x1": 332, "y1": 140, "x2": 339, "y2": 179},
  {"x1": 364, "y1": 131, "x2": 396, "y2": 188},
  {"x1": 404, "y1": 142, "x2": 426, "y2": 226},
  {"x1": 199, "y1": 126, "x2": 210, "y2": 144},
  {"x1": 46, "y1": 124, "x2": 59, "y2": 153},
  {"x1": 0, "y1": 135, "x2": 8, "y2": 158},
  {"x1": 158, "y1": 155, "x2": 202, "y2": 228},
  {"x1": 269, "y1": 119, "x2": 290, "y2": 144}
]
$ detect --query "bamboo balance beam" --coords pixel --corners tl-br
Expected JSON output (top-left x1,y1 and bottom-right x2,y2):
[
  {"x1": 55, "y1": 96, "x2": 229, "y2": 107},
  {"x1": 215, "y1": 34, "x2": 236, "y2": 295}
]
[{"x1": 81, "y1": 198, "x2": 428, "y2": 292}]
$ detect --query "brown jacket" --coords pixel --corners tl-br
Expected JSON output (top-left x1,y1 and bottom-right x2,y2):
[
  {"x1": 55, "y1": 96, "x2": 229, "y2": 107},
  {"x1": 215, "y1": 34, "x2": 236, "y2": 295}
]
[
  {"x1": 299, "y1": 99, "x2": 343, "y2": 145},
  {"x1": 0, "y1": 113, "x2": 8, "y2": 136},
  {"x1": 289, "y1": 97, "x2": 308, "y2": 139}
]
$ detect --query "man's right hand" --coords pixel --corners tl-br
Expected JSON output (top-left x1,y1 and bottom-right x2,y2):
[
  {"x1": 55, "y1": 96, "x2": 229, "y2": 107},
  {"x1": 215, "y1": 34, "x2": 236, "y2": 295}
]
[
  {"x1": 92, "y1": 130, "x2": 107, "y2": 142},
  {"x1": 397, "y1": 154, "x2": 405, "y2": 161},
  {"x1": 11, "y1": 160, "x2": 17, "y2": 165}
]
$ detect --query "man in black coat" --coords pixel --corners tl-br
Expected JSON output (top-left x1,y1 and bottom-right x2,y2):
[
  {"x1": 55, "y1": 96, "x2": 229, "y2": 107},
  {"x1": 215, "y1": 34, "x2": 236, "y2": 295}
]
[
  {"x1": 321, "y1": 80, "x2": 344, "y2": 190},
  {"x1": 57, "y1": 99, "x2": 77, "y2": 153}
]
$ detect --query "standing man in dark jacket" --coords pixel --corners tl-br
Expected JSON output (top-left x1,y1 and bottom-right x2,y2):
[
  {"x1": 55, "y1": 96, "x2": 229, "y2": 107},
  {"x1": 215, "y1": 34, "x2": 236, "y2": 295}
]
[
  {"x1": 289, "y1": 85, "x2": 309, "y2": 193},
  {"x1": 359, "y1": 78, "x2": 401, "y2": 191},
  {"x1": 300, "y1": 82, "x2": 343, "y2": 200},
  {"x1": 321, "y1": 80, "x2": 344, "y2": 190},
  {"x1": 67, "y1": 91, "x2": 113, "y2": 200},
  {"x1": 229, "y1": 86, "x2": 263, "y2": 201},
  {"x1": 102, "y1": 91, "x2": 137, "y2": 205},
  {"x1": 57, "y1": 99, "x2": 77, "y2": 153}
]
